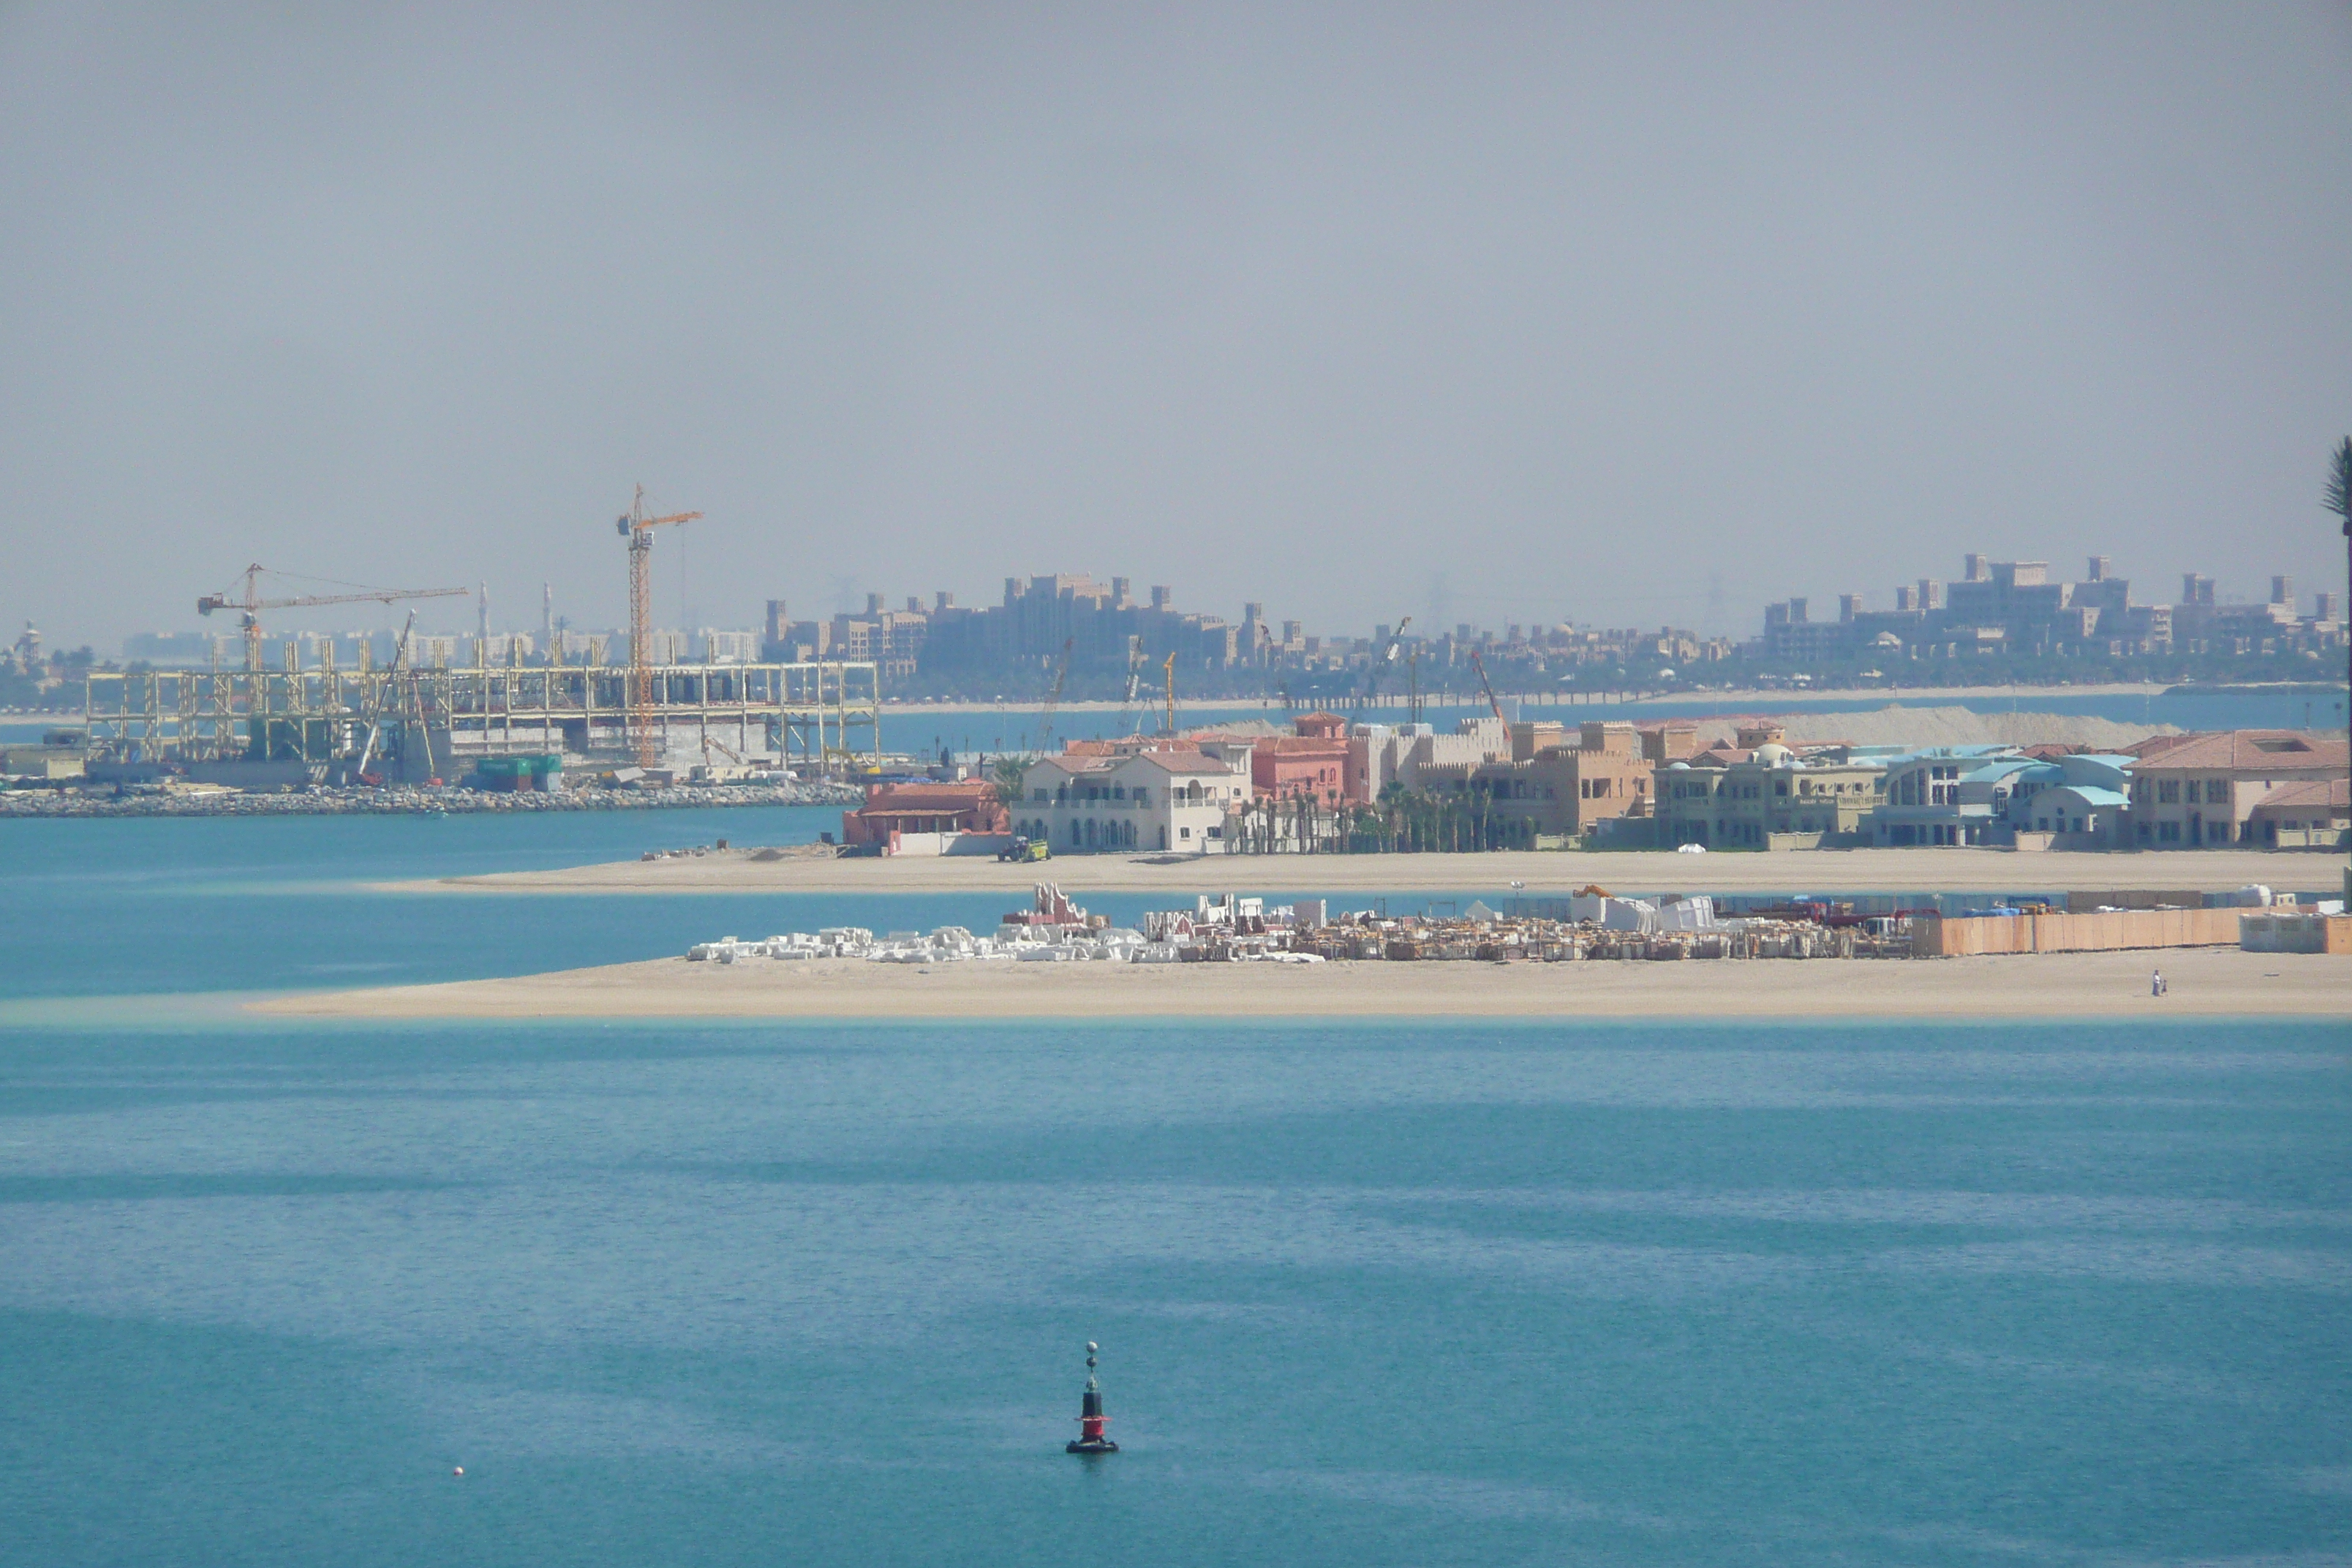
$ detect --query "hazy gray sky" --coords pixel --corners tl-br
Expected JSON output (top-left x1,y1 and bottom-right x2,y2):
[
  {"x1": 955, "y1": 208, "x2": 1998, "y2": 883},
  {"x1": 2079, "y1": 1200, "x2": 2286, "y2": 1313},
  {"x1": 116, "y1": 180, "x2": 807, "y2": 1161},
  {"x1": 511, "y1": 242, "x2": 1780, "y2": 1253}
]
[{"x1": 6, "y1": 2, "x2": 2350, "y2": 649}]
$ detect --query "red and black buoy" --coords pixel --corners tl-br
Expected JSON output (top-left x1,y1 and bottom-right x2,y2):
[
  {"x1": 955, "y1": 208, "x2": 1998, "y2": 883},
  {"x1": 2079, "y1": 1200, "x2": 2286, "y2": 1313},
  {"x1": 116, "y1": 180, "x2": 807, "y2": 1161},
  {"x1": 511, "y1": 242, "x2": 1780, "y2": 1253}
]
[{"x1": 1066, "y1": 1341, "x2": 1118, "y2": 1455}]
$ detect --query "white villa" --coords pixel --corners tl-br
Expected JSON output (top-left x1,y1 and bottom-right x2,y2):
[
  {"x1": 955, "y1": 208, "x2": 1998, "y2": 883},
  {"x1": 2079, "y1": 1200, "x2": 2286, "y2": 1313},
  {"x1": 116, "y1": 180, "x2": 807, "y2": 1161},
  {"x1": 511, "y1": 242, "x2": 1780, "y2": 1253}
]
[{"x1": 1014, "y1": 748, "x2": 1252, "y2": 853}]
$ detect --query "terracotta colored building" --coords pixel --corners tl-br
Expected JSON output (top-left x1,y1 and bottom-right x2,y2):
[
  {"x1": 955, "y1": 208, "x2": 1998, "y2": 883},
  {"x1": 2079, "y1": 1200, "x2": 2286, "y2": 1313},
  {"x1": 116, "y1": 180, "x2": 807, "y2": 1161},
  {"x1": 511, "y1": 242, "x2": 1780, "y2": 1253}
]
[
  {"x1": 840, "y1": 780, "x2": 1009, "y2": 847},
  {"x1": 1249, "y1": 712, "x2": 1356, "y2": 807}
]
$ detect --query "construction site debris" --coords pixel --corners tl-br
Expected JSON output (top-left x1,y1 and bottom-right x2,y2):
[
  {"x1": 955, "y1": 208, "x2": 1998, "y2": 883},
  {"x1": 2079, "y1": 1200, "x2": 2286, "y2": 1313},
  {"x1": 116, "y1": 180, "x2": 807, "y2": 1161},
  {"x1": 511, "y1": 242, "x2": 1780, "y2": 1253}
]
[{"x1": 686, "y1": 881, "x2": 1919, "y2": 967}]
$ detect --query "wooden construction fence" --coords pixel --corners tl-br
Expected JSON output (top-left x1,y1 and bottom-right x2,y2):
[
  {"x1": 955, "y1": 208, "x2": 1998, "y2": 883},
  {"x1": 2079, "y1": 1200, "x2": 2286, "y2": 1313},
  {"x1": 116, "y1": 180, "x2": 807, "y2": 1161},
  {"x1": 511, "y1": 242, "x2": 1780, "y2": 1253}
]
[{"x1": 1912, "y1": 908, "x2": 2242, "y2": 957}]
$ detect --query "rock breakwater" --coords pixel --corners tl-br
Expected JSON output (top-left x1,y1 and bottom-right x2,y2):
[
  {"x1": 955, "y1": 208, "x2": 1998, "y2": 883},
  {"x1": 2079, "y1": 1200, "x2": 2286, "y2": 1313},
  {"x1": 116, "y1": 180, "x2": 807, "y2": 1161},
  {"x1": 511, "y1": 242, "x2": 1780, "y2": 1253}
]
[{"x1": 0, "y1": 781, "x2": 862, "y2": 819}]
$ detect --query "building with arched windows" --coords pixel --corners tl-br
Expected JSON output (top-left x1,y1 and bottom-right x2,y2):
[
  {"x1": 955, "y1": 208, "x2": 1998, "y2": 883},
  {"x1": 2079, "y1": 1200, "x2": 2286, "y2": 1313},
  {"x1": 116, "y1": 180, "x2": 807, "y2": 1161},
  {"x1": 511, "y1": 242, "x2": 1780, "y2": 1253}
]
[{"x1": 1014, "y1": 748, "x2": 1251, "y2": 853}]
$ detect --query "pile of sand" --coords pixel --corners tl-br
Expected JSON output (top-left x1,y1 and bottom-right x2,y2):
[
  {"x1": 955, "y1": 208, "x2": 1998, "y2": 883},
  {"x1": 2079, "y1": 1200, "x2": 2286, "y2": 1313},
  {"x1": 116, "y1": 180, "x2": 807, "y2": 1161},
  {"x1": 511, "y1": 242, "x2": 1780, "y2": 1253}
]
[
  {"x1": 1196, "y1": 704, "x2": 2174, "y2": 753},
  {"x1": 1754, "y1": 705, "x2": 2171, "y2": 753}
]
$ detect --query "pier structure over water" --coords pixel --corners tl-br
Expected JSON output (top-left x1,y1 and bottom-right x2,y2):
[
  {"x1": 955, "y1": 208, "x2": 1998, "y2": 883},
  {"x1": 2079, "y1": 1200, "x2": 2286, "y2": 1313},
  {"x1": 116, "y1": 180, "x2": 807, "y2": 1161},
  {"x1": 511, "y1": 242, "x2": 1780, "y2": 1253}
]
[{"x1": 81, "y1": 660, "x2": 882, "y2": 777}]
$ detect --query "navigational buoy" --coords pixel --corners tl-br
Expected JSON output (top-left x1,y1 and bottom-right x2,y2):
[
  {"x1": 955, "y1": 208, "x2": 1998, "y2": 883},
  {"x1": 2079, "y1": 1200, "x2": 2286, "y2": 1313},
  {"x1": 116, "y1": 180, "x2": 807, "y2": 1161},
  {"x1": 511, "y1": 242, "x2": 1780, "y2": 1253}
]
[{"x1": 1065, "y1": 1341, "x2": 1118, "y2": 1455}]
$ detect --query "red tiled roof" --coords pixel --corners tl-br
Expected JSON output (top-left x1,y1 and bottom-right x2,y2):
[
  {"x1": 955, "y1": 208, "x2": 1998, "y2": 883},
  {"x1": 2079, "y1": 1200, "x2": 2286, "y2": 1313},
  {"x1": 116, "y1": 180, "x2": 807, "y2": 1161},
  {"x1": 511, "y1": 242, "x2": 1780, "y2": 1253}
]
[
  {"x1": 1132, "y1": 752, "x2": 1244, "y2": 777},
  {"x1": 2250, "y1": 777, "x2": 2351, "y2": 813},
  {"x1": 2124, "y1": 730, "x2": 2348, "y2": 774},
  {"x1": 857, "y1": 780, "x2": 998, "y2": 809},
  {"x1": 1063, "y1": 736, "x2": 1201, "y2": 756}
]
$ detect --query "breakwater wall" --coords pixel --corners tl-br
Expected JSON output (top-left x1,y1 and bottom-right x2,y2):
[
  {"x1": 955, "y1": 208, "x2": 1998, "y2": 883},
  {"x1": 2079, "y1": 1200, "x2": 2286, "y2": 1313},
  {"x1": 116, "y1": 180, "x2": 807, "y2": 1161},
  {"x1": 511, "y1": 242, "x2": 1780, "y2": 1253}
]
[
  {"x1": 0, "y1": 782, "x2": 861, "y2": 820},
  {"x1": 1911, "y1": 908, "x2": 2242, "y2": 957}
]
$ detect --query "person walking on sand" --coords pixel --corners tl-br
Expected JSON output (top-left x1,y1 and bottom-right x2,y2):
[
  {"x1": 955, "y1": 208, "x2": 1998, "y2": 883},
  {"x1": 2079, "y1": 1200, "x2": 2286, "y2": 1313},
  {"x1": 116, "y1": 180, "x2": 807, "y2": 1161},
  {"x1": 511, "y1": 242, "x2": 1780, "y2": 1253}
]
[{"x1": 2151, "y1": 969, "x2": 2166, "y2": 997}]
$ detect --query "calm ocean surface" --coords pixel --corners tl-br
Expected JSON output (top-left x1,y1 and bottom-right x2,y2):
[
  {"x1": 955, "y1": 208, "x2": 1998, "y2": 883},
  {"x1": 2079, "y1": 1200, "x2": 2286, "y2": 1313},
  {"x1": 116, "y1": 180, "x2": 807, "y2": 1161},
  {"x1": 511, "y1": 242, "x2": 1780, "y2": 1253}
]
[{"x1": 2, "y1": 810, "x2": 2348, "y2": 1565}]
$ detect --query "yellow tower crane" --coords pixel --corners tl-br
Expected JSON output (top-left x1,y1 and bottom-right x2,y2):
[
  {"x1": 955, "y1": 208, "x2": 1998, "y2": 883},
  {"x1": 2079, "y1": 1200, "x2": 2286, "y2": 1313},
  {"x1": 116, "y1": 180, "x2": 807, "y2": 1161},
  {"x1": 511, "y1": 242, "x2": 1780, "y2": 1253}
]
[
  {"x1": 614, "y1": 486, "x2": 701, "y2": 769},
  {"x1": 197, "y1": 565, "x2": 468, "y2": 673}
]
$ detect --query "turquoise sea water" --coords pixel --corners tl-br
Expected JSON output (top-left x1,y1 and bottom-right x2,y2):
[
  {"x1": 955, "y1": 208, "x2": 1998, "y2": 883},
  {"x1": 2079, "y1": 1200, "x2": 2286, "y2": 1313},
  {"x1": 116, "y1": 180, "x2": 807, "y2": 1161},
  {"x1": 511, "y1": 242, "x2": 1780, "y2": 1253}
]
[{"x1": 2, "y1": 814, "x2": 2348, "y2": 1566}]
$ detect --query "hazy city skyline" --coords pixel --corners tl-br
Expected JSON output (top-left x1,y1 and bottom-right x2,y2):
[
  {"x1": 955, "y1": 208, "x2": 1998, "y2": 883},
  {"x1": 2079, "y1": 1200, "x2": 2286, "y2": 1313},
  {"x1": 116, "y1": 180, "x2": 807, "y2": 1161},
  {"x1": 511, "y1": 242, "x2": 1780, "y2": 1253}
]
[{"x1": 6, "y1": 4, "x2": 2350, "y2": 649}]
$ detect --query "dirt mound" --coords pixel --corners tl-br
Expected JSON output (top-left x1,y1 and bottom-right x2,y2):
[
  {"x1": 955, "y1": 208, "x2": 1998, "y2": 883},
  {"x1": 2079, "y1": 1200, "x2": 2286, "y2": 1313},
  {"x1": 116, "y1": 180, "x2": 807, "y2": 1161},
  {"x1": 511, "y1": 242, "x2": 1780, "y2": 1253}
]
[{"x1": 1760, "y1": 705, "x2": 2174, "y2": 752}]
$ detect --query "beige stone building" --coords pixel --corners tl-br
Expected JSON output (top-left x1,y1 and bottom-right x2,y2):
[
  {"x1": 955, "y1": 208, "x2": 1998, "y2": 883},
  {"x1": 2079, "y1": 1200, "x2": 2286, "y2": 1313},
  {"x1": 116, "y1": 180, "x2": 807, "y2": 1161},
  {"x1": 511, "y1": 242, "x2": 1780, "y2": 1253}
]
[
  {"x1": 1417, "y1": 720, "x2": 1655, "y2": 838},
  {"x1": 2123, "y1": 731, "x2": 2349, "y2": 848},
  {"x1": 1652, "y1": 742, "x2": 1886, "y2": 850}
]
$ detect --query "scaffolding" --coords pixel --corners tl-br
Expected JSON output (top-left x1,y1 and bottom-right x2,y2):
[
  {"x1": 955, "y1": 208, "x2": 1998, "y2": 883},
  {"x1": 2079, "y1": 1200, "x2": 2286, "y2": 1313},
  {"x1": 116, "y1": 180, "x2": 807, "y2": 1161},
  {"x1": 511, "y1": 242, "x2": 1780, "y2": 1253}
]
[{"x1": 83, "y1": 659, "x2": 883, "y2": 777}]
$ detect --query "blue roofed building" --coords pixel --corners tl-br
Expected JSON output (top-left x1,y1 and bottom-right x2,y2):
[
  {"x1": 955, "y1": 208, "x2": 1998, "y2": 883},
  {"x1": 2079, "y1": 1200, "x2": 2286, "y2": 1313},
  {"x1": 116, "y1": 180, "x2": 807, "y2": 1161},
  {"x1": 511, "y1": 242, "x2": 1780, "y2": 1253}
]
[
  {"x1": 1999, "y1": 753, "x2": 2138, "y2": 847},
  {"x1": 1863, "y1": 745, "x2": 2026, "y2": 846}
]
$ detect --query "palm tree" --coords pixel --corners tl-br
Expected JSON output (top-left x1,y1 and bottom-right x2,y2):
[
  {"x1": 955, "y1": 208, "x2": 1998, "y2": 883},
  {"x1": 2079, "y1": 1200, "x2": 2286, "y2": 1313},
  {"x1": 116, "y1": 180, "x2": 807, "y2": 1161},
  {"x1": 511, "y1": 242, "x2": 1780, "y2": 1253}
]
[{"x1": 2326, "y1": 437, "x2": 2352, "y2": 893}]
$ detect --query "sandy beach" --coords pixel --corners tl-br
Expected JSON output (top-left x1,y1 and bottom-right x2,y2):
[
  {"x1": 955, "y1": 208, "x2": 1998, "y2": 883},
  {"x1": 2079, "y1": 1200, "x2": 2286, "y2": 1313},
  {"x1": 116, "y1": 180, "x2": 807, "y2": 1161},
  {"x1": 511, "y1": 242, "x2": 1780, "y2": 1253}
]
[
  {"x1": 252, "y1": 946, "x2": 2348, "y2": 1020},
  {"x1": 404, "y1": 845, "x2": 2346, "y2": 898}
]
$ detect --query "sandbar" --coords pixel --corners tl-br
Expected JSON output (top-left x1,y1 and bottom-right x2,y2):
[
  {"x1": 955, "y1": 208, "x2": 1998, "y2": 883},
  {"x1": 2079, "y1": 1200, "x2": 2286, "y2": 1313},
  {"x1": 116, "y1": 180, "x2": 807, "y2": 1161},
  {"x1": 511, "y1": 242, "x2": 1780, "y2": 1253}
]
[
  {"x1": 251, "y1": 946, "x2": 2348, "y2": 1021},
  {"x1": 401, "y1": 847, "x2": 2345, "y2": 899}
]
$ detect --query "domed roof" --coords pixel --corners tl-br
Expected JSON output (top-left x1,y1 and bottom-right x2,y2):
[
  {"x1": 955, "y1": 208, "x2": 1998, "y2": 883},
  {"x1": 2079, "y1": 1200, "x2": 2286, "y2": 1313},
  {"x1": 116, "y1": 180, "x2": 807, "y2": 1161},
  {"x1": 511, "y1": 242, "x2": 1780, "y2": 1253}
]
[
  {"x1": 1666, "y1": 761, "x2": 1690, "y2": 771},
  {"x1": 1754, "y1": 742, "x2": 1795, "y2": 767}
]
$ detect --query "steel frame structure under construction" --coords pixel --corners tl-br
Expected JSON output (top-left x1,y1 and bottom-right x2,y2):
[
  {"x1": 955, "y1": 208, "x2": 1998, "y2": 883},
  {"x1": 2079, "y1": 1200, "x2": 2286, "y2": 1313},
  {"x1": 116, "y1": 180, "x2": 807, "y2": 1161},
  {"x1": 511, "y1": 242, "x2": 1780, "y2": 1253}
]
[{"x1": 83, "y1": 660, "x2": 883, "y2": 775}]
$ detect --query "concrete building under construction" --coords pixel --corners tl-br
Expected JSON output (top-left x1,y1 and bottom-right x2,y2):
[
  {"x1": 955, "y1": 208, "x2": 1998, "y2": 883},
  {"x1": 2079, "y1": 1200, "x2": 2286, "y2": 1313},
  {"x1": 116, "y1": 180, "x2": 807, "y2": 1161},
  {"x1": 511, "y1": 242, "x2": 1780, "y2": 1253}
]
[{"x1": 81, "y1": 654, "x2": 881, "y2": 783}]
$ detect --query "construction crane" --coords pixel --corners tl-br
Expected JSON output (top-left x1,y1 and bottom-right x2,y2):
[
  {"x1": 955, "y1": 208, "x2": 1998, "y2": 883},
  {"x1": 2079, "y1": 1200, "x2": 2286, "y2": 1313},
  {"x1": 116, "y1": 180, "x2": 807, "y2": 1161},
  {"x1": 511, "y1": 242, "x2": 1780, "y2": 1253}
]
[
  {"x1": 615, "y1": 485, "x2": 701, "y2": 769},
  {"x1": 1033, "y1": 637, "x2": 1074, "y2": 754},
  {"x1": 1112, "y1": 636, "x2": 1146, "y2": 737},
  {"x1": 197, "y1": 565, "x2": 468, "y2": 673},
  {"x1": 1468, "y1": 649, "x2": 1507, "y2": 723},
  {"x1": 1161, "y1": 652, "x2": 1177, "y2": 737},
  {"x1": 353, "y1": 610, "x2": 418, "y2": 783},
  {"x1": 1363, "y1": 615, "x2": 1411, "y2": 706}
]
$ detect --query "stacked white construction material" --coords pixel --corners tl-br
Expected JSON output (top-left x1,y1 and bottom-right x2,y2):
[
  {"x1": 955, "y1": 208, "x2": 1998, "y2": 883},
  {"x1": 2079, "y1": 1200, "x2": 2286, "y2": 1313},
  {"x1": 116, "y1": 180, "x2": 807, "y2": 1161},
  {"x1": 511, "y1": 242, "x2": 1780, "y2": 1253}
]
[
  {"x1": 691, "y1": 921, "x2": 1168, "y2": 965},
  {"x1": 814, "y1": 927, "x2": 875, "y2": 957},
  {"x1": 1568, "y1": 892, "x2": 1660, "y2": 932},
  {"x1": 1656, "y1": 896, "x2": 1717, "y2": 932}
]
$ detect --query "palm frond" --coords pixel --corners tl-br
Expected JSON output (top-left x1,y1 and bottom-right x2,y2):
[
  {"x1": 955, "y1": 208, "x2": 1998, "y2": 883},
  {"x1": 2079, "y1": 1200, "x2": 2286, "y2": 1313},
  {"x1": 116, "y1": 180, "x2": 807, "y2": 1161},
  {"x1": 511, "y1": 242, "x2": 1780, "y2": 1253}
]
[{"x1": 2326, "y1": 436, "x2": 2352, "y2": 527}]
